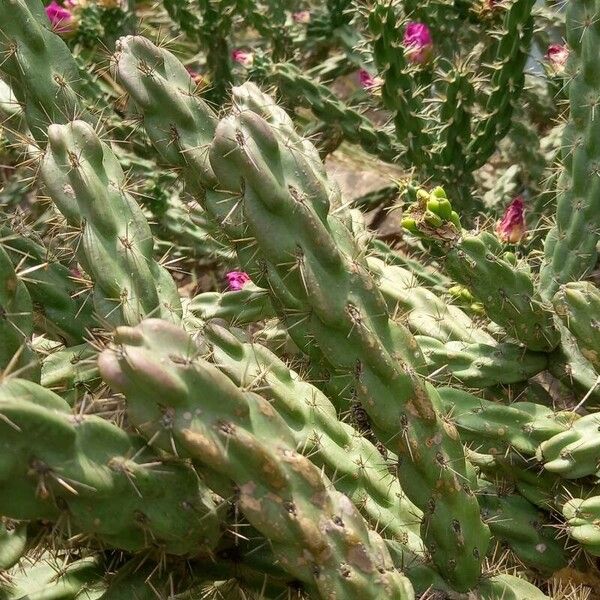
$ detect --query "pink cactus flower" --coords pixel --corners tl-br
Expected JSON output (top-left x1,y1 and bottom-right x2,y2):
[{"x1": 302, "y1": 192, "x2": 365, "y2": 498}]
[
  {"x1": 358, "y1": 69, "x2": 383, "y2": 91},
  {"x1": 293, "y1": 10, "x2": 311, "y2": 24},
  {"x1": 45, "y1": 1, "x2": 74, "y2": 34},
  {"x1": 546, "y1": 44, "x2": 569, "y2": 75},
  {"x1": 226, "y1": 271, "x2": 251, "y2": 291},
  {"x1": 231, "y1": 49, "x2": 254, "y2": 68},
  {"x1": 496, "y1": 196, "x2": 526, "y2": 243},
  {"x1": 403, "y1": 22, "x2": 433, "y2": 64}
]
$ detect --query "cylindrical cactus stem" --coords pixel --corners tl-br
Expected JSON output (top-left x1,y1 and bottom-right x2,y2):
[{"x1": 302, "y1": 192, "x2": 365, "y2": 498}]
[
  {"x1": 402, "y1": 186, "x2": 560, "y2": 351},
  {"x1": 40, "y1": 120, "x2": 182, "y2": 327},
  {"x1": 98, "y1": 319, "x2": 416, "y2": 600},
  {"x1": 207, "y1": 109, "x2": 489, "y2": 589},
  {"x1": 204, "y1": 321, "x2": 425, "y2": 555},
  {"x1": 478, "y1": 482, "x2": 568, "y2": 574},
  {"x1": 553, "y1": 281, "x2": 600, "y2": 372},
  {"x1": 1, "y1": 223, "x2": 95, "y2": 344},
  {"x1": 438, "y1": 387, "x2": 577, "y2": 456},
  {"x1": 40, "y1": 342, "x2": 100, "y2": 405},
  {"x1": 266, "y1": 62, "x2": 401, "y2": 162},
  {"x1": 539, "y1": 0, "x2": 600, "y2": 299},
  {"x1": 0, "y1": 520, "x2": 28, "y2": 571},
  {"x1": 466, "y1": 0, "x2": 536, "y2": 169},
  {"x1": 0, "y1": 0, "x2": 96, "y2": 143},
  {"x1": 562, "y1": 496, "x2": 600, "y2": 556},
  {"x1": 537, "y1": 413, "x2": 600, "y2": 479},
  {"x1": 188, "y1": 286, "x2": 276, "y2": 325},
  {"x1": 416, "y1": 337, "x2": 548, "y2": 388},
  {"x1": 0, "y1": 245, "x2": 40, "y2": 382},
  {"x1": 0, "y1": 378, "x2": 222, "y2": 554}
]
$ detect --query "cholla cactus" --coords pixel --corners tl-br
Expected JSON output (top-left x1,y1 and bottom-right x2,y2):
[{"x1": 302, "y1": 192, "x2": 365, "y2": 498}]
[{"x1": 0, "y1": 0, "x2": 599, "y2": 598}]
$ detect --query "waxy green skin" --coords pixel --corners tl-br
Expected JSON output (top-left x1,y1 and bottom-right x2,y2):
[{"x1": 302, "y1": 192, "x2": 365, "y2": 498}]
[
  {"x1": 537, "y1": 413, "x2": 600, "y2": 479},
  {"x1": 540, "y1": 0, "x2": 600, "y2": 300},
  {"x1": 0, "y1": 521, "x2": 28, "y2": 571},
  {"x1": 438, "y1": 387, "x2": 577, "y2": 456},
  {"x1": 0, "y1": 0, "x2": 95, "y2": 142},
  {"x1": 40, "y1": 343, "x2": 100, "y2": 405},
  {"x1": 478, "y1": 483, "x2": 568, "y2": 574},
  {"x1": 1, "y1": 224, "x2": 95, "y2": 345},
  {"x1": 0, "y1": 245, "x2": 40, "y2": 382},
  {"x1": 562, "y1": 496, "x2": 600, "y2": 556},
  {"x1": 206, "y1": 107, "x2": 489, "y2": 589},
  {"x1": 204, "y1": 321, "x2": 425, "y2": 555},
  {"x1": 40, "y1": 121, "x2": 181, "y2": 327},
  {"x1": 553, "y1": 281, "x2": 600, "y2": 371},
  {"x1": 402, "y1": 189, "x2": 559, "y2": 351},
  {"x1": 0, "y1": 378, "x2": 221, "y2": 554},
  {"x1": 99, "y1": 319, "x2": 416, "y2": 600},
  {"x1": 189, "y1": 285, "x2": 276, "y2": 325}
]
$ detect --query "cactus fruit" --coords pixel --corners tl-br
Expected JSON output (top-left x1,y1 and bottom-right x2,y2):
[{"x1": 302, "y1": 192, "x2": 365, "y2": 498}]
[
  {"x1": 99, "y1": 319, "x2": 416, "y2": 600},
  {"x1": 402, "y1": 186, "x2": 560, "y2": 351}
]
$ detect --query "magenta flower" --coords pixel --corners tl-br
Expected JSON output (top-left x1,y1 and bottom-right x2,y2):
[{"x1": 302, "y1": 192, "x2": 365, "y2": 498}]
[
  {"x1": 226, "y1": 271, "x2": 251, "y2": 291},
  {"x1": 293, "y1": 10, "x2": 311, "y2": 24},
  {"x1": 496, "y1": 196, "x2": 526, "y2": 243},
  {"x1": 358, "y1": 69, "x2": 383, "y2": 91},
  {"x1": 45, "y1": 1, "x2": 74, "y2": 34},
  {"x1": 545, "y1": 44, "x2": 568, "y2": 75},
  {"x1": 403, "y1": 22, "x2": 433, "y2": 64},
  {"x1": 231, "y1": 49, "x2": 254, "y2": 67}
]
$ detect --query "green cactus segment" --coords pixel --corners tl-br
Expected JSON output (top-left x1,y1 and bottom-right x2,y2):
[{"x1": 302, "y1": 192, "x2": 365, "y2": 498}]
[
  {"x1": 402, "y1": 188, "x2": 560, "y2": 351},
  {"x1": 477, "y1": 574, "x2": 550, "y2": 600},
  {"x1": 207, "y1": 109, "x2": 488, "y2": 589},
  {"x1": 0, "y1": 245, "x2": 40, "y2": 381},
  {"x1": 467, "y1": 0, "x2": 536, "y2": 169},
  {"x1": 537, "y1": 413, "x2": 600, "y2": 479},
  {"x1": 0, "y1": 555, "x2": 105, "y2": 600},
  {"x1": 98, "y1": 319, "x2": 415, "y2": 600},
  {"x1": 478, "y1": 483, "x2": 568, "y2": 574},
  {"x1": 0, "y1": 0, "x2": 95, "y2": 143},
  {"x1": 40, "y1": 343, "x2": 99, "y2": 404},
  {"x1": 539, "y1": 0, "x2": 600, "y2": 299},
  {"x1": 188, "y1": 286, "x2": 276, "y2": 325},
  {"x1": 268, "y1": 62, "x2": 400, "y2": 162},
  {"x1": 368, "y1": 257, "x2": 493, "y2": 344},
  {"x1": 438, "y1": 387, "x2": 576, "y2": 456},
  {"x1": 367, "y1": 2, "x2": 429, "y2": 166},
  {"x1": 417, "y1": 337, "x2": 548, "y2": 387},
  {"x1": 0, "y1": 521, "x2": 28, "y2": 571},
  {"x1": 1, "y1": 224, "x2": 94, "y2": 344},
  {"x1": 204, "y1": 321, "x2": 425, "y2": 554},
  {"x1": 41, "y1": 120, "x2": 181, "y2": 327},
  {"x1": 553, "y1": 281, "x2": 600, "y2": 371},
  {"x1": 562, "y1": 497, "x2": 600, "y2": 556},
  {"x1": 0, "y1": 378, "x2": 220, "y2": 554},
  {"x1": 548, "y1": 325, "x2": 600, "y2": 405}
]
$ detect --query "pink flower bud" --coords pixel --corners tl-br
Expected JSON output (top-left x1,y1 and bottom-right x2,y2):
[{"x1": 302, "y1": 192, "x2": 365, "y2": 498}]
[
  {"x1": 358, "y1": 69, "x2": 383, "y2": 91},
  {"x1": 226, "y1": 271, "x2": 251, "y2": 291},
  {"x1": 293, "y1": 10, "x2": 310, "y2": 24},
  {"x1": 545, "y1": 44, "x2": 568, "y2": 75},
  {"x1": 231, "y1": 49, "x2": 254, "y2": 67},
  {"x1": 45, "y1": 0, "x2": 74, "y2": 34},
  {"x1": 496, "y1": 196, "x2": 526, "y2": 243},
  {"x1": 186, "y1": 67, "x2": 205, "y2": 86},
  {"x1": 403, "y1": 22, "x2": 433, "y2": 64}
]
